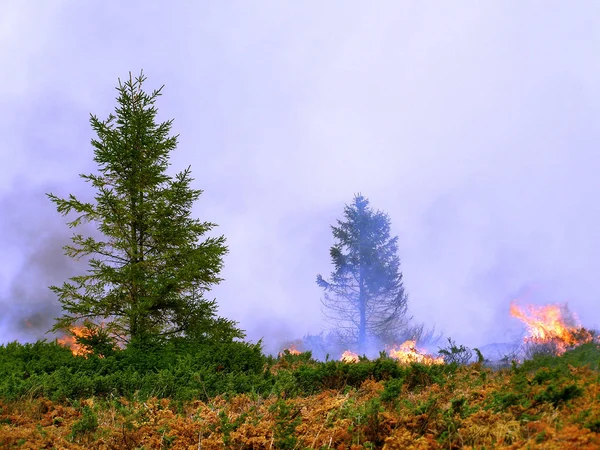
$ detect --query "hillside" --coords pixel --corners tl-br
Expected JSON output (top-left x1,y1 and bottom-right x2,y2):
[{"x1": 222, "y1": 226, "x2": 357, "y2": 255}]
[{"x1": 1, "y1": 341, "x2": 599, "y2": 449}]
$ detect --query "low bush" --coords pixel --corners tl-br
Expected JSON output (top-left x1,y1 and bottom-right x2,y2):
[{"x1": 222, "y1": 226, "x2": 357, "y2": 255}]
[
  {"x1": 1, "y1": 337, "x2": 594, "y2": 410},
  {"x1": 438, "y1": 337, "x2": 473, "y2": 365},
  {"x1": 0, "y1": 339, "x2": 270, "y2": 402}
]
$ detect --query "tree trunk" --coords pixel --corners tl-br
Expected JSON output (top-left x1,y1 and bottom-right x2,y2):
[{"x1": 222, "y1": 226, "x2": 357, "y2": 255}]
[{"x1": 358, "y1": 268, "x2": 366, "y2": 354}]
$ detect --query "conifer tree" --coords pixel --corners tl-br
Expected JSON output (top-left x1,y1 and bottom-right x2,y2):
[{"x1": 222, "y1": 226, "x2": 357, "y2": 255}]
[
  {"x1": 317, "y1": 194, "x2": 408, "y2": 353},
  {"x1": 47, "y1": 71, "x2": 241, "y2": 345}
]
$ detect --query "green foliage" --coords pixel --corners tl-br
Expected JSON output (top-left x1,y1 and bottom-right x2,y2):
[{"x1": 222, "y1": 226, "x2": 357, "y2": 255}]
[
  {"x1": 47, "y1": 70, "x2": 240, "y2": 344},
  {"x1": 0, "y1": 340, "x2": 269, "y2": 402},
  {"x1": 576, "y1": 408, "x2": 600, "y2": 433},
  {"x1": 5, "y1": 334, "x2": 594, "y2": 426},
  {"x1": 336, "y1": 397, "x2": 384, "y2": 447},
  {"x1": 158, "y1": 425, "x2": 176, "y2": 448},
  {"x1": 438, "y1": 337, "x2": 473, "y2": 365},
  {"x1": 69, "y1": 406, "x2": 98, "y2": 441},
  {"x1": 380, "y1": 377, "x2": 404, "y2": 404},
  {"x1": 483, "y1": 343, "x2": 598, "y2": 416},
  {"x1": 521, "y1": 341, "x2": 600, "y2": 372},
  {"x1": 290, "y1": 358, "x2": 400, "y2": 395},
  {"x1": 531, "y1": 367, "x2": 564, "y2": 385},
  {"x1": 449, "y1": 396, "x2": 468, "y2": 417},
  {"x1": 289, "y1": 354, "x2": 456, "y2": 397},
  {"x1": 271, "y1": 370, "x2": 299, "y2": 398},
  {"x1": 489, "y1": 391, "x2": 524, "y2": 411},
  {"x1": 534, "y1": 383, "x2": 583, "y2": 406},
  {"x1": 360, "y1": 398, "x2": 384, "y2": 446},
  {"x1": 269, "y1": 399, "x2": 302, "y2": 449},
  {"x1": 473, "y1": 347, "x2": 485, "y2": 364},
  {"x1": 217, "y1": 409, "x2": 248, "y2": 447},
  {"x1": 486, "y1": 366, "x2": 534, "y2": 412},
  {"x1": 404, "y1": 362, "x2": 446, "y2": 390},
  {"x1": 0, "y1": 338, "x2": 465, "y2": 406},
  {"x1": 2, "y1": 338, "x2": 600, "y2": 448},
  {"x1": 316, "y1": 194, "x2": 409, "y2": 352},
  {"x1": 438, "y1": 396, "x2": 473, "y2": 447},
  {"x1": 407, "y1": 393, "x2": 439, "y2": 434}
]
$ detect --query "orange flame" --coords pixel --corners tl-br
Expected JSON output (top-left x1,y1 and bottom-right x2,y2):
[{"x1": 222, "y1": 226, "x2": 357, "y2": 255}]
[
  {"x1": 510, "y1": 301, "x2": 594, "y2": 354},
  {"x1": 388, "y1": 340, "x2": 444, "y2": 365},
  {"x1": 57, "y1": 326, "x2": 93, "y2": 358},
  {"x1": 340, "y1": 350, "x2": 360, "y2": 363},
  {"x1": 280, "y1": 344, "x2": 302, "y2": 356}
]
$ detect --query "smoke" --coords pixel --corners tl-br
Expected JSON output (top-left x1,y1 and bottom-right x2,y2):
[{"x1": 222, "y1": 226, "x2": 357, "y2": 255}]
[
  {"x1": 3, "y1": 2, "x2": 600, "y2": 354},
  {"x1": 0, "y1": 183, "x2": 79, "y2": 344}
]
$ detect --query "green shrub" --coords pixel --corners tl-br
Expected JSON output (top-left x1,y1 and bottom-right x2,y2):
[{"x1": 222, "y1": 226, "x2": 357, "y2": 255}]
[
  {"x1": 0, "y1": 339, "x2": 271, "y2": 402},
  {"x1": 269, "y1": 399, "x2": 301, "y2": 449},
  {"x1": 534, "y1": 383, "x2": 583, "y2": 406},
  {"x1": 438, "y1": 338, "x2": 473, "y2": 365},
  {"x1": 532, "y1": 368, "x2": 564, "y2": 385},
  {"x1": 380, "y1": 377, "x2": 403, "y2": 404},
  {"x1": 69, "y1": 406, "x2": 98, "y2": 441},
  {"x1": 521, "y1": 342, "x2": 600, "y2": 372},
  {"x1": 488, "y1": 391, "x2": 524, "y2": 411}
]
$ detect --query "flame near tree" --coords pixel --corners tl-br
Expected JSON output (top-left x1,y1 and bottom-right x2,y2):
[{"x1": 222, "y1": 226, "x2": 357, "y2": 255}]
[
  {"x1": 56, "y1": 322, "x2": 121, "y2": 358},
  {"x1": 338, "y1": 340, "x2": 443, "y2": 365},
  {"x1": 341, "y1": 350, "x2": 360, "y2": 363},
  {"x1": 388, "y1": 340, "x2": 444, "y2": 365},
  {"x1": 57, "y1": 325, "x2": 94, "y2": 358},
  {"x1": 281, "y1": 344, "x2": 302, "y2": 356},
  {"x1": 510, "y1": 300, "x2": 595, "y2": 355}
]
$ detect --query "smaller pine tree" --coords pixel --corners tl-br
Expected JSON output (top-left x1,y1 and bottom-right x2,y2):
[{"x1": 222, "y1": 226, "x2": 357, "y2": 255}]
[{"x1": 317, "y1": 194, "x2": 409, "y2": 353}]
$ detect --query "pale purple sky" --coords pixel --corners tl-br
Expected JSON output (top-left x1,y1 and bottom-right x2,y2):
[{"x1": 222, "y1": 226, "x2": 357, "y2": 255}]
[{"x1": 2, "y1": 2, "x2": 600, "y2": 352}]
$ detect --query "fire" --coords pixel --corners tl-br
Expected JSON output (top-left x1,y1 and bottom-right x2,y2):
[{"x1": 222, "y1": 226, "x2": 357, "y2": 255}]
[
  {"x1": 510, "y1": 301, "x2": 594, "y2": 354},
  {"x1": 340, "y1": 350, "x2": 359, "y2": 363},
  {"x1": 57, "y1": 326, "x2": 93, "y2": 358},
  {"x1": 280, "y1": 344, "x2": 302, "y2": 356},
  {"x1": 388, "y1": 340, "x2": 444, "y2": 365}
]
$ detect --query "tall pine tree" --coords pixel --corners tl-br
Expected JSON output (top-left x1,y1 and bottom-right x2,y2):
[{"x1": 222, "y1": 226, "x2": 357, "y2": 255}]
[
  {"x1": 317, "y1": 194, "x2": 408, "y2": 353},
  {"x1": 47, "y1": 71, "x2": 241, "y2": 346}
]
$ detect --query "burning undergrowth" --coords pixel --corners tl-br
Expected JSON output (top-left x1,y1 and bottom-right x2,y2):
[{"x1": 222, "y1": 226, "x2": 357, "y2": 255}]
[
  {"x1": 56, "y1": 325, "x2": 93, "y2": 358},
  {"x1": 280, "y1": 339, "x2": 446, "y2": 366},
  {"x1": 340, "y1": 350, "x2": 360, "y2": 363},
  {"x1": 510, "y1": 300, "x2": 598, "y2": 357},
  {"x1": 274, "y1": 299, "x2": 598, "y2": 368},
  {"x1": 388, "y1": 340, "x2": 445, "y2": 365},
  {"x1": 278, "y1": 323, "x2": 444, "y2": 365},
  {"x1": 53, "y1": 298, "x2": 599, "y2": 370},
  {"x1": 55, "y1": 321, "x2": 121, "y2": 358}
]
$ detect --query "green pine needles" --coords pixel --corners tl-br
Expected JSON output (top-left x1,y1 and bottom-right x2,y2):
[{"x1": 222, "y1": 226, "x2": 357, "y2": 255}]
[
  {"x1": 317, "y1": 194, "x2": 409, "y2": 353},
  {"x1": 47, "y1": 71, "x2": 242, "y2": 346}
]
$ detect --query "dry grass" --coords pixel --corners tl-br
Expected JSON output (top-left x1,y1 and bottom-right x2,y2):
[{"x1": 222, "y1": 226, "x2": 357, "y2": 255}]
[{"x1": 1, "y1": 363, "x2": 599, "y2": 449}]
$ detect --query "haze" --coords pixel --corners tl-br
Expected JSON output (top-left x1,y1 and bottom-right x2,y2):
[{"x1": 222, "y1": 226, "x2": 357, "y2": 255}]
[{"x1": 2, "y1": 1, "x2": 600, "y2": 354}]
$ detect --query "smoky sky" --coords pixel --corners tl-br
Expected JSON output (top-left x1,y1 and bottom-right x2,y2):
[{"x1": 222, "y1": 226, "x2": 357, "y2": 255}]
[{"x1": 2, "y1": 1, "x2": 600, "y2": 352}]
